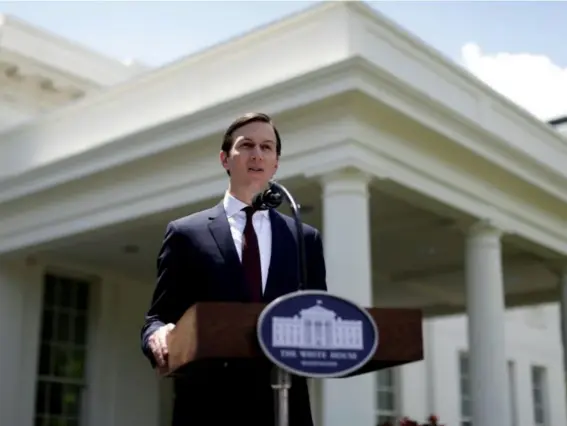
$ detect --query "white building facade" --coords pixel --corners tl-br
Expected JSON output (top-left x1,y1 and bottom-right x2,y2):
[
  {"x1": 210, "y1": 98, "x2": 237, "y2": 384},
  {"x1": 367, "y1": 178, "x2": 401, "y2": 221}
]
[
  {"x1": 0, "y1": 3, "x2": 567, "y2": 426},
  {"x1": 374, "y1": 303, "x2": 566, "y2": 426}
]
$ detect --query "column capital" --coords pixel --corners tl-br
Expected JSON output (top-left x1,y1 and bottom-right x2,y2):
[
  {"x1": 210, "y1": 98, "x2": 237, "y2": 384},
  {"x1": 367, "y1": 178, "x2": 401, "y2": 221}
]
[
  {"x1": 319, "y1": 167, "x2": 371, "y2": 198},
  {"x1": 468, "y1": 220, "x2": 503, "y2": 239},
  {"x1": 319, "y1": 166, "x2": 371, "y2": 183},
  {"x1": 455, "y1": 219, "x2": 504, "y2": 240}
]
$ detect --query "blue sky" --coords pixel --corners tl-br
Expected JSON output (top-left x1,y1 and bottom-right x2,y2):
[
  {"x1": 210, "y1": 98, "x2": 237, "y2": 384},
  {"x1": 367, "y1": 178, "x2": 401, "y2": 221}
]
[
  {"x1": 1, "y1": 1, "x2": 565, "y2": 67},
  {"x1": 1, "y1": 1, "x2": 566, "y2": 119}
]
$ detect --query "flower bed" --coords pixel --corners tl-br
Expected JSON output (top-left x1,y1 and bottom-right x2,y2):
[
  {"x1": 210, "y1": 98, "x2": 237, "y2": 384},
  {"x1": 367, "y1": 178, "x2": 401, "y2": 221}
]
[{"x1": 378, "y1": 415, "x2": 445, "y2": 426}]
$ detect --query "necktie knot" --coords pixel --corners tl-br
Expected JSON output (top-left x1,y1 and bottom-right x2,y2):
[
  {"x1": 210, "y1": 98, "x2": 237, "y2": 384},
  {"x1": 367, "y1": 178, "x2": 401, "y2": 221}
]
[{"x1": 242, "y1": 206, "x2": 256, "y2": 220}]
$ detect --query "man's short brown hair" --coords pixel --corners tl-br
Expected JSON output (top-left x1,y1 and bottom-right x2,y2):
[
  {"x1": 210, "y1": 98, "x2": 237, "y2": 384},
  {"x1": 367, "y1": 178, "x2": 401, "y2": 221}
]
[{"x1": 221, "y1": 112, "x2": 282, "y2": 156}]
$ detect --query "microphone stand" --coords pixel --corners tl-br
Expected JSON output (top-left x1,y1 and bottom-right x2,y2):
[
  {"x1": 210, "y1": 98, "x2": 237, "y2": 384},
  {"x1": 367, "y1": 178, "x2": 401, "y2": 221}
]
[{"x1": 254, "y1": 180, "x2": 307, "y2": 426}]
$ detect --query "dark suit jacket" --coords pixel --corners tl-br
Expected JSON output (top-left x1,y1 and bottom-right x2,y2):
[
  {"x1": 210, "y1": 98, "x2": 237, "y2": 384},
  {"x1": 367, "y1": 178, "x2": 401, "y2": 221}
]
[{"x1": 141, "y1": 201, "x2": 327, "y2": 426}]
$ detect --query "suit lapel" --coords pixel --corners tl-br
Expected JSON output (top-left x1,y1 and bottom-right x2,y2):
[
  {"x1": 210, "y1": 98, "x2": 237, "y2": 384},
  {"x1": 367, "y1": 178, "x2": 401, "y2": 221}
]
[
  {"x1": 207, "y1": 202, "x2": 249, "y2": 300},
  {"x1": 264, "y1": 209, "x2": 298, "y2": 302}
]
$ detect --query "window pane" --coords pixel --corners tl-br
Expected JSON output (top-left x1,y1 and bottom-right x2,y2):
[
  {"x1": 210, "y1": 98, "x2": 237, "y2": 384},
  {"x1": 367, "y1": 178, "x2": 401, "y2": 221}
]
[
  {"x1": 43, "y1": 275, "x2": 57, "y2": 307},
  {"x1": 41, "y1": 310, "x2": 54, "y2": 342},
  {"x1": 76, "y1": 281, "x2": 89, "y2": 311},
  {"x1": 535, "y1": 406, "x2": 545, "y2": 423},
  {"x1": 35, "y1": 381, "x2": 48, "y2": 415},
  {"x1": 59, "y1": 279, "x2": 74, "y2": 308},
  {"x1": 48, "y1": 383, "x2": 63, "y2": 416},
  {"x1": 52, "y1": 345, "x2": 69, "y2": 378},
  {"x1": 533, "y1": 388, "x2": 543, "y2": 405},
  {"x1": 377, "y1": 390, "x2": 394, "y2": 410},
  {"x1": 38, "y1": 344, "x2": 52, "y2": 376},
  {"x1": 62, "y1": 384, "x2": 82, "y2": 416},
  {"x1": 377, "y1": 369, "x2": 393, "y2": 387},
  {"x1": 56, "y1": 313, "x2": 71, "y2": 342},
  {"x1": 460, "y1": 355, "x2": 468, "y2": 373},
  {"x1": 74, "y1": 314, "x2": 87, "y2": 345},
  {"x1": 460, "y1": 397, "x2": 470, "y2": 417},
  {"x1": 67, "y1": 348, "x2": 86, "y2": 379},
  {"x1": 460, "y1": 377, "x2": 469, "y2": 393}
]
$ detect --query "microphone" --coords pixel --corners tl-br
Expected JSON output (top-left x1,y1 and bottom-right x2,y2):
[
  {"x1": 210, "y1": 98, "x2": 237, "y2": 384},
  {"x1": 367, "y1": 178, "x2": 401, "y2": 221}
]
[
  {"x1": 251, "y1": 183, "x2": 283, "y2": 210},
  {"x1": 252, "y1": 180, "x2": 307, "y2": 291}
]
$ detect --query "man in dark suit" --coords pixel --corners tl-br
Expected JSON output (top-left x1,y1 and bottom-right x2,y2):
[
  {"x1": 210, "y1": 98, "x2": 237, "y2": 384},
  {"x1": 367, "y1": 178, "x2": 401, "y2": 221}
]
[{"x1": 140, "y1": 112, "x2": 328, "y2": 426}]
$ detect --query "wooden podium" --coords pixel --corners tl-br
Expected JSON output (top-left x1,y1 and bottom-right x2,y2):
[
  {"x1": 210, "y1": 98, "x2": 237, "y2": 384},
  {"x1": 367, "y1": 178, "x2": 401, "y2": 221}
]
[{"x1": 165, "y1": 302, "x2": 423, "y2": 377}]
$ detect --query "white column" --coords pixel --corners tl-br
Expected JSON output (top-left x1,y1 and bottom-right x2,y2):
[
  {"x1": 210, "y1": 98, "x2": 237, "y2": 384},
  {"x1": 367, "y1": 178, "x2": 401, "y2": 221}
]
[
  {"x1": 465, "y1": 222, "x2": 510, "y2": 426},
  {"x1": 0, "y1": 259, "x2": 42, "y2": 426},
  {"x1": 560, "y1": 269, "x2": 567, "y2": 401},
  {"x1": 320, "y1": 168, "x2": 374, "y2": 426}
]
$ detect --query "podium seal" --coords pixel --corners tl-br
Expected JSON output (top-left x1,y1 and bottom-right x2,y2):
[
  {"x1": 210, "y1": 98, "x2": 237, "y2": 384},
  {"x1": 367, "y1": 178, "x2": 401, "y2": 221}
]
[{"x1": 257, "y1": 290, "x2": 379, "y2": 378}]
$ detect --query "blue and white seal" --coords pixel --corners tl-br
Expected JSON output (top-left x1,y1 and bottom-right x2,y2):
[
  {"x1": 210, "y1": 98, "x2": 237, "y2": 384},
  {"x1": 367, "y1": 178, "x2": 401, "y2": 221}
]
[{"x1": 256, "y1": 290, "x2": 379, "y2": 378}]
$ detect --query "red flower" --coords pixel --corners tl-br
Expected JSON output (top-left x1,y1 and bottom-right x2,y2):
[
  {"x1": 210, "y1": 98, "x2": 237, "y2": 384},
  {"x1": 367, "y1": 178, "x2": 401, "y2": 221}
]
[{"x1": 380, "y1": 414, "x2": 444, "y2": 426}]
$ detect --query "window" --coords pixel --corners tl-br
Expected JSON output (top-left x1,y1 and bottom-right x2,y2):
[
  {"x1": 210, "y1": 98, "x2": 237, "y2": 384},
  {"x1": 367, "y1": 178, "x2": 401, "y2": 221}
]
[
  {"x1": 459, "y1": 353, "x2": 472, "y2": 426},
  {"x1": 376, "y1": 368, "x2": 397, "y2": 425},
  {"x1": 508, "y1": 361, "x2": 517, "y2": 426},
  {"x1": 531, "y1": 366, "x2": 547, "y2": 426},
  {"x1": 460, "y1": 353, "x2": 517, "y2": 426},
  {"x1": 34, "y1": 273, "x2": 91, "y2": 426}
]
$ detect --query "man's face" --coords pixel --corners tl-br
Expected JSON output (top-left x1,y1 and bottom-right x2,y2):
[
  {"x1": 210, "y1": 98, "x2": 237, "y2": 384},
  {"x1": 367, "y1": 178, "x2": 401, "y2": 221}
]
[{"x1": 220, "y1": 121, "x2": 279, "y2": 191}]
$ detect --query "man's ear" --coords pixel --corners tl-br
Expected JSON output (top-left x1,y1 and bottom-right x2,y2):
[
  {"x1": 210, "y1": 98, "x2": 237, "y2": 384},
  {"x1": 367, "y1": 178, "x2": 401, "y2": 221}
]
[{"x1": 219, "y1": 150, "x2": 229, "y2": 171}]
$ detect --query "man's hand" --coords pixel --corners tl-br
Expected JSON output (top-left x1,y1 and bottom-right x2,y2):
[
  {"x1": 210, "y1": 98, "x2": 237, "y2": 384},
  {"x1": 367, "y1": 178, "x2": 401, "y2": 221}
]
[{"x1": 148, "y1": 323, "x2": 175, "y2": 373}]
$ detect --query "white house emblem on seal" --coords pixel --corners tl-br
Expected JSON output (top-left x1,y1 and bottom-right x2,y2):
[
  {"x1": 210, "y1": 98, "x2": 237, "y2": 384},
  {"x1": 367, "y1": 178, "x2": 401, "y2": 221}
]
[{"x1": 271, "y1": 300, "x2": 364, "y2": 350}]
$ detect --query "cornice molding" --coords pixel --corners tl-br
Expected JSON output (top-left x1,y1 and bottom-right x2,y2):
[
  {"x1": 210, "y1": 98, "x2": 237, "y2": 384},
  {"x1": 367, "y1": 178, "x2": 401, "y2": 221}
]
[{"x1": 0, "y1": 60, "x2": 85, "y2": 110}]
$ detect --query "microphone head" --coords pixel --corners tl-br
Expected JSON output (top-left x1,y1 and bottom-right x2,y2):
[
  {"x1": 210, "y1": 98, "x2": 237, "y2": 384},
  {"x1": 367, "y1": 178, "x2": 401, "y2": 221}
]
[
  {"x1": 263, "y1": 188, "x2": 283, "y2": 208},
  {"x1": 252, "y1": 182, "x2": 283, "y2": 210},
  {"x1": 251, "y1": 191, "x2": 266, "y2": 210}
]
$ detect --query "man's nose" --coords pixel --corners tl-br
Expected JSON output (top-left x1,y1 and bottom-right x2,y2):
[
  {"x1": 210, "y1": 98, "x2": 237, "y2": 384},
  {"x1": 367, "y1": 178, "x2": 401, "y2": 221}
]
[{"x1": 251, "y1": 145, "x2": 264, "y2": 159}]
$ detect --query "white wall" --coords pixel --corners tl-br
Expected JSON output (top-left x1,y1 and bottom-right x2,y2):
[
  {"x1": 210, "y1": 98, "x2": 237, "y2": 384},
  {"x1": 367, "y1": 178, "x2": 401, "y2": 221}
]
[
  {"x1": 88, "y1": 270, "x2": 160, "y2": 426},
  {"x1": 402, "y1": 303, "x2": 567, "y2": 426}
]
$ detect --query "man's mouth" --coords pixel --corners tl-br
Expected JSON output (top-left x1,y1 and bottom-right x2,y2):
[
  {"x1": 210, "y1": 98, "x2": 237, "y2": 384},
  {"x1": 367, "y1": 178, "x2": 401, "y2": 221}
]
[{"x1": 248, "y1": 167, "x2": 264, "y2": 172}]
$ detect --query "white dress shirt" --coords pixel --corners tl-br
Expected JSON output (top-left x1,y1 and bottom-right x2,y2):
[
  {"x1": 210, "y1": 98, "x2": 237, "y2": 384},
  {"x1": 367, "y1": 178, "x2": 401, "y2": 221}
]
[{"x1": 223, "y1": 192, "x2": 272, "y2": 293}]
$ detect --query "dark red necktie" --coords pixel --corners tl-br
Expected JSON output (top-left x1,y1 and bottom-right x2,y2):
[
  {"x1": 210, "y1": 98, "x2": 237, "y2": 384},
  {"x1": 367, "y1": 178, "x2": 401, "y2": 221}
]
[{"x1": 242, "y1": 207, "x2": 262, "y2": 302}]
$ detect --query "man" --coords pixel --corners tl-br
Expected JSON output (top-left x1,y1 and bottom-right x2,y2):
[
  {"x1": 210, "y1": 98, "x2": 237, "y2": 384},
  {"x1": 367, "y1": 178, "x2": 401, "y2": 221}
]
[{"x1": 140, "y1": 112, "x2": 328, "y2": 426}]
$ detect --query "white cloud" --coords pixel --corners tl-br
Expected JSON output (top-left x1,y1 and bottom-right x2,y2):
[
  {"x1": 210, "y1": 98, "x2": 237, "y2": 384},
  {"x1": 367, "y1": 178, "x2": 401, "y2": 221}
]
[{"x1": 460, "y1": 42, "x2": 567, "y2": 121}]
